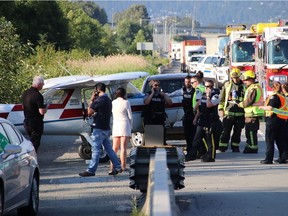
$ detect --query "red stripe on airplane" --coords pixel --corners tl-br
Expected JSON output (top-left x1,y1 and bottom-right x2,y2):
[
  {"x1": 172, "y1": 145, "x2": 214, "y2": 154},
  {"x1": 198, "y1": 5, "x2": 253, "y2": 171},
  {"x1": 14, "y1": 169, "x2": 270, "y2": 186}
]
[
  {"x1": 0, "y1": 113, "x2": 9, "y2": 119},
  {"x1": 60, "y1": 109, "x2": 84, "y2": 119},
  {"x1": 11, "y1": 104, "x2": 23, "y2": 111}
]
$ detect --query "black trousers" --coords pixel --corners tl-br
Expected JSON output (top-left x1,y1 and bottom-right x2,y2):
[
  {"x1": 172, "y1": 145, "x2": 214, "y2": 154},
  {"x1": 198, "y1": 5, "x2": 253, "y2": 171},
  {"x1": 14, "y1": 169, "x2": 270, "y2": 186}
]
[
  {"x1": 183, "y1": 113, "x2": 196, "y2": 154},
  {"x1": 24, "y1": 119, "x2": 43, "y2": 152},
  {"x1": 220, "y1": 115, "x2": 245, "y2": 149},
  {"x1": 265, "y1": 118, "x2": 286, "y2": 161},
  {"x1": 190, "y1": 124, "x2": 217, "y2": 160},
  {"x1": 244, "y1": 117, "x2": 259, "y2": 149}
]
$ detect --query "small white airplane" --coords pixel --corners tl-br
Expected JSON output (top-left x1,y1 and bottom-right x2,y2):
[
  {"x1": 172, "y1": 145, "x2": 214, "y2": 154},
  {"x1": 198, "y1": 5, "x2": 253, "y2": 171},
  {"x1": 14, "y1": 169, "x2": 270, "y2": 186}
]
[{"x1": 0, "y1": 72, "x2": 184, "y2": 162}]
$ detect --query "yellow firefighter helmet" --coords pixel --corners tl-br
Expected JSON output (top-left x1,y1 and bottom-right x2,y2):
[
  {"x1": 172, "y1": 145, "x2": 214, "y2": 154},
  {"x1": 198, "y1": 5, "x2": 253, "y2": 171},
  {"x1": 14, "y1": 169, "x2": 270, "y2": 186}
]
[
  {"x1": 230, "y1": 68, "x2": 241, "y2": 78},
  {"x1": 242, "y1": 70, "x2": 255, "y2": 80}
]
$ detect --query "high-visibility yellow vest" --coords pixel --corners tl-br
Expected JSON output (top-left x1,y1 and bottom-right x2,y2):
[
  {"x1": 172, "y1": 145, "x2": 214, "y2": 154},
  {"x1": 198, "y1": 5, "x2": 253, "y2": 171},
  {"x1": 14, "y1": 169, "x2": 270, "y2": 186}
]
[
  {"x1": 192, "y1": 84, "x2": 205, "y2": 109},
  {"x1": 267, "y1": 93, "x2": 288, "y2": 120},
  {"x1": 243, "y1": 84, "x2": 264, "y2": 117},
  {"x1": 219, "y1": 81, "x2": 245, "y2": 116}
]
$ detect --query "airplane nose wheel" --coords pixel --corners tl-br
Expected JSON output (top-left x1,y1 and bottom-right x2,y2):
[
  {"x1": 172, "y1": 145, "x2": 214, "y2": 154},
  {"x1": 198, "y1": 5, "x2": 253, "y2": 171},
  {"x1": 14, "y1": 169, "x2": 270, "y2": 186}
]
[
  {"x1": 131, "y1": 132, "x2": 144, "y2": 147},
  {"x1": 78, "y1": 144, "x2": 110, "y2": 163}
]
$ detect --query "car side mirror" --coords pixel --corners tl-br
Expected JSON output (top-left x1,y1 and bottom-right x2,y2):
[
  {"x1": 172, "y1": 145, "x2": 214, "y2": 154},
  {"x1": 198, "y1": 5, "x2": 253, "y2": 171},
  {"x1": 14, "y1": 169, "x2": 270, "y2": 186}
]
[{"x1": 1, "y1": 144, "x2": 22, "y2": 160}]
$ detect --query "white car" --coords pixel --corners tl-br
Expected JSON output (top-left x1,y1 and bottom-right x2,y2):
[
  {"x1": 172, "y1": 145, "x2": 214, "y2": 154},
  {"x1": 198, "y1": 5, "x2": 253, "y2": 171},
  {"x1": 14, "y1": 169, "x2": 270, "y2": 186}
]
[
  {"x1": 213, "y1": 57, "x2": 229, "y2": 89},
  {"x1": 0, "y1": 117, "x2": 39, "y2": 216},
  {"x1": 196, "y1": 54, "x2": 228, "y2": 87},
  {"x1": 187, "y1": 54, "x2": 203, "y2": 73}
]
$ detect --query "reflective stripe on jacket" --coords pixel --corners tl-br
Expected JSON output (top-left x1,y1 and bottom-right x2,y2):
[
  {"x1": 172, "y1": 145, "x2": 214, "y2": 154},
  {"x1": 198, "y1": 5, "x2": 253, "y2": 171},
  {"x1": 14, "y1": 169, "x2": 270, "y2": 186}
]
[{"x1": 267, "y1": 93, "x2": 288, "y2": 120}]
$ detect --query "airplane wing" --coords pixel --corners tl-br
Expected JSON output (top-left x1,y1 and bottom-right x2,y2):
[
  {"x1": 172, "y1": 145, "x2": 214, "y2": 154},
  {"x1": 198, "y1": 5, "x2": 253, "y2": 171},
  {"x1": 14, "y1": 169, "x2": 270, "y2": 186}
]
[
  {"x1": 93, "y1": 71, "x2": 149, "y2": 84},
  {"x1": 43, "y1": 72, "x2": 149, "y2": 89},
  {"x1": 43, "y1": 75, "x2": 94, "y2": 89}
]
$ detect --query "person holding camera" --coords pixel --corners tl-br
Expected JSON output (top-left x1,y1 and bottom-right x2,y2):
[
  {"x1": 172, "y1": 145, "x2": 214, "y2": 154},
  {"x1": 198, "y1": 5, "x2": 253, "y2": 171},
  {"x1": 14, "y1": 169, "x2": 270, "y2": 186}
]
[
  {"x1": 143, "y1": 80, "x2": 172, "y2": 125},
  {"x1": 142, "y1": 80, "x2": 172, "y2": 144},
  {"x1": 79, "y1": 83, "x2": 122, "y2": 177}
]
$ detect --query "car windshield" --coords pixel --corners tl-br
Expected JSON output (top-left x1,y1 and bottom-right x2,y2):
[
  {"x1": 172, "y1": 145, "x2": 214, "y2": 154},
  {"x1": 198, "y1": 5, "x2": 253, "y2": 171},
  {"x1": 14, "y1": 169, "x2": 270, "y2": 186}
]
[
  {"x1": 267, "y1": 39, "x2": 288, "y2": 64},
  {"x1": 232, "y1": 41, "x2": 255, "y2": 63},
  {"x1": 143, "y1": 78, "x2": 184, "y2": 94},
  {"x1": 190, "y1": 56, "x2": 201, "y2": 62}
]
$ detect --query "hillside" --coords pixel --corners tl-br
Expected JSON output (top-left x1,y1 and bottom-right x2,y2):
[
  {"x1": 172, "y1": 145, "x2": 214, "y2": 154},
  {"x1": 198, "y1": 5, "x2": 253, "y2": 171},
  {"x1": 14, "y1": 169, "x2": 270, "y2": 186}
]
[{"x1": 97, "y1": 1, "x2": 287, "y2": 27}]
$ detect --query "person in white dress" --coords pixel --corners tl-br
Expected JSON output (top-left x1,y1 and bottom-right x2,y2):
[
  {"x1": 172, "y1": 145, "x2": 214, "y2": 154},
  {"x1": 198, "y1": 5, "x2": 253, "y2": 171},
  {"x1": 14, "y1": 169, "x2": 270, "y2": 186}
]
[{"x1": 110, "y1": 87, "x2": 133, "y2": 172}]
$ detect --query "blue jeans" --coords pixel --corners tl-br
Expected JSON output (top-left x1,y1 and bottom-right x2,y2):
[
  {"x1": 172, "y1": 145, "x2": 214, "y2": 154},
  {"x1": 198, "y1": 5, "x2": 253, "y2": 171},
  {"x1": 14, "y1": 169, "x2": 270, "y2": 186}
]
[{"x1": 87, "y1": 129, "x2": 121, "y2": 174}]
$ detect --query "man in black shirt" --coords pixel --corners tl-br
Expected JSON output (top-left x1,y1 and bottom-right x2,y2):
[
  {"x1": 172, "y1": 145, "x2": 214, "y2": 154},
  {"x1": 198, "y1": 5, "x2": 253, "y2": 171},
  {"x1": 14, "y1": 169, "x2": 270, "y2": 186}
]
[
  {"x1": 79, "y1": 83, "x2": 122, "y2": 177},
  {"x1": 22, "y1": 76, "x2": 47, "y2": 152}
]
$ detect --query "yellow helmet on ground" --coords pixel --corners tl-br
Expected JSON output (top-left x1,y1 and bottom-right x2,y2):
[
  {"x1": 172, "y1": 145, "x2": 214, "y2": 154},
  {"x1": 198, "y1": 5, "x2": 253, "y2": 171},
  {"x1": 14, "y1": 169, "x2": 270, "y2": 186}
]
[
  {"x1": 230, "y1": 68, "x2": 241, "y2": 78},
  {"x1": 242, "y1": 70, "x2": 255, "y2": 80}
]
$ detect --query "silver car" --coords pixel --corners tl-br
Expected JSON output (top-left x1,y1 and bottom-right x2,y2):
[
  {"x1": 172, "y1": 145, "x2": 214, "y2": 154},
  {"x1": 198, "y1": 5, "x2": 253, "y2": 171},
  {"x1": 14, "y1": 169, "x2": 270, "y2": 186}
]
[{"x1": 0, "y1": 118, "x2": 39, "y2": 216}]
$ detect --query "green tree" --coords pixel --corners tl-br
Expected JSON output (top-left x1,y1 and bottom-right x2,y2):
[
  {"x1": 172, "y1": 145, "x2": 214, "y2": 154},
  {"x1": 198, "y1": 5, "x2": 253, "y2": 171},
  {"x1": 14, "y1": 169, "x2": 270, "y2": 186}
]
[
  {"x1": 100, "y1": 24, "x2": 119, "y2": 55},
  {"x1": 116, "y1": 20, "x2": 140, "y2": 54},
  {"x1": 114, "y1": 4, "x2": 152, "y2": 54},
  {"x1": 59, "y1": 1, "x2": 105, "y2": 56},
  {"x1": 0, "y1": 18, "x2": 31, "y2": 103},
  {"x1": 0, "y1": 1, "x2": 70, "y2": 50},
  {"x1": 114, "y1": 4, "x2": 149, "y2": 24},
  {"x1": 77, "y1": 1, "x2": 108, "y2": 25}
]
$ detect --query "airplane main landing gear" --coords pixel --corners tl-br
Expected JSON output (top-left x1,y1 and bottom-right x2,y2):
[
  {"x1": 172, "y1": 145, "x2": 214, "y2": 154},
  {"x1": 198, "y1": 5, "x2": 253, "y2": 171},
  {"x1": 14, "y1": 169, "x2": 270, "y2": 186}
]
[{"x1": 78, "y1": 134, "x2": 110, "y2": 163}]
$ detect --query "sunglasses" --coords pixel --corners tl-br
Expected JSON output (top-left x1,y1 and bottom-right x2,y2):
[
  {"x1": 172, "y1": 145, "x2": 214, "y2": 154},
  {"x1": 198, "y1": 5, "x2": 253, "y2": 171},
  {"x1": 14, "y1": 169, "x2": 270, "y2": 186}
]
[
  {"x1": 191, "y1": 81, "x2": 197, "y2": 84},
  {"x1": 154, "y1": 84, "x2": 160, "y2": 87},
  {"x1": 205, "y1": 85, "x2": 213, "y2": 88}
]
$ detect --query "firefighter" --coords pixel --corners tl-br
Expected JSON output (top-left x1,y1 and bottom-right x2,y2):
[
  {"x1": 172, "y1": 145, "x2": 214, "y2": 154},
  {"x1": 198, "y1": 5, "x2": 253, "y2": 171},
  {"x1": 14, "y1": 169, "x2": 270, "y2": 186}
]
[
  {"x1": 238, "y1": 70, "x2": 264, "y2": 153},
  {"x1": 142, "y1": 79, "x2": 172, "y2": 144},
  {"x1": 259, "y1": 82, "x2": 288, "y2": 164},
  {"x1": 218, "y1": 68, "x2": 245, "y2": 152},
  {"x1": 186, "y1": 79, "x2": 220, "y2": 162}
]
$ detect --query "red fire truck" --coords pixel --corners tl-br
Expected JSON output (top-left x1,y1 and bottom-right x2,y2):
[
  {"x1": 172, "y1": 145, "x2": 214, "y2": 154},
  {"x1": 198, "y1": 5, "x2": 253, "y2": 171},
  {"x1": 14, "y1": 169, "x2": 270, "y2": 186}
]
[
  {"x1": 253, "y1": 21, "x2": 288, "y2": 98},
  {"x1": 225, "y1": 24, "x2": 256, "y2": 73}
]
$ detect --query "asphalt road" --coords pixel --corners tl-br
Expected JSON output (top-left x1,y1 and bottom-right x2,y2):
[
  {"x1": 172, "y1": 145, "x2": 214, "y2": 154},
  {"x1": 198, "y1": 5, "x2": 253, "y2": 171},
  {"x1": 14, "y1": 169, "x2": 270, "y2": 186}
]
[{"x1": 5, "y1": 122, "x2": 288, "y2": 216}]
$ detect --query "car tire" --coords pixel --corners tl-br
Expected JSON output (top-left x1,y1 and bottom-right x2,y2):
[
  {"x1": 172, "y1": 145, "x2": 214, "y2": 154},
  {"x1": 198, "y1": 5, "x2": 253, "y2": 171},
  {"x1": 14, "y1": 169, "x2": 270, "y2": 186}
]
[
  {"x1": 78, "y1": 144, "x2": 110, "y2": 163},
  {"x1": 131, "y1": 132, "x2": 144, "y2": 147},
  {"x1": 17, "y1": 174, "x2": 39, "y2": 216}
]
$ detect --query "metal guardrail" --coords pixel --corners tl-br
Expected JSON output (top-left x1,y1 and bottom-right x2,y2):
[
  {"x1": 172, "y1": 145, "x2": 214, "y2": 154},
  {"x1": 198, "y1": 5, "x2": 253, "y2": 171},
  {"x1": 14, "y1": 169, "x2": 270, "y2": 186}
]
[{"x1": 140, "y1": 148, "x2": 179, "y2": 216}]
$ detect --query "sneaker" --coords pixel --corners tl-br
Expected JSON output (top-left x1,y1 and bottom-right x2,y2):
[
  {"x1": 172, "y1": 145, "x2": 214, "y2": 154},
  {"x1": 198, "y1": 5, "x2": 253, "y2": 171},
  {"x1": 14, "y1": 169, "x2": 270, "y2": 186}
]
[
  {"x1": 274, "y1": 159, "x2": 287, "y2": 164},
  {"x1": 260, "y1": 160, "x2": 273, "y2": 164},
  {"x1": 243, "y1": 148, "x2": 258, "y2": 154},
  {"x1": 79, "y1": 171, "x2": 95, "y2": 177}
]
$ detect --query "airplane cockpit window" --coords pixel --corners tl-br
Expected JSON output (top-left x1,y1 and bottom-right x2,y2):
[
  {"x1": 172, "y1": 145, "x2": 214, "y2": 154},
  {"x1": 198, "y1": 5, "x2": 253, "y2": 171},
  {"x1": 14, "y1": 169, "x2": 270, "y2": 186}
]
[
  {"x1": 109, "y1": 83, "x2": 143, "y2": 100},
  {"x1": 43, "y1": 89, "x2": 70, "y2": 104}
]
